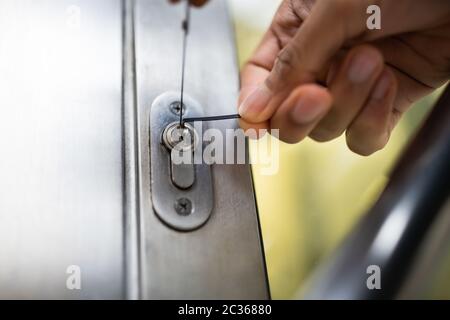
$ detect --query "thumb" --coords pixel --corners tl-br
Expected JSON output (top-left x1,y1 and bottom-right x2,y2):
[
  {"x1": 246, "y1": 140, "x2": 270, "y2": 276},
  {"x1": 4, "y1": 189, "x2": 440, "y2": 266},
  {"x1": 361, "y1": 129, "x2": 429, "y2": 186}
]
[
  {"x1": 266, "y1": 0, "x2": 372, "y2": 90},
  {"x1": 239, "y1": 0, "x2": 371, "y2": 122}
]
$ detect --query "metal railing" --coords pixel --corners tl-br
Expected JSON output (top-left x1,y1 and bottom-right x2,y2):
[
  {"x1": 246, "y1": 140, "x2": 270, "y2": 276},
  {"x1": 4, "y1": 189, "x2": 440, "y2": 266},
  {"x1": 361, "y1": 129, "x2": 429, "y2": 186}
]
[{"x1": 304, "y1": 85, "x2": 450, "y2": 299}]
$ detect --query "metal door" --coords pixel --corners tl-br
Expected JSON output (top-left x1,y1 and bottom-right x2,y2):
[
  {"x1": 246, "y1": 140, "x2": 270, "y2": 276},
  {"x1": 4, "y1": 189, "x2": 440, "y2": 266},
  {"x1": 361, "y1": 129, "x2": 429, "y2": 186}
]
[{"x1": 0, "y1": 0, "x2": 269, "y2": 299}]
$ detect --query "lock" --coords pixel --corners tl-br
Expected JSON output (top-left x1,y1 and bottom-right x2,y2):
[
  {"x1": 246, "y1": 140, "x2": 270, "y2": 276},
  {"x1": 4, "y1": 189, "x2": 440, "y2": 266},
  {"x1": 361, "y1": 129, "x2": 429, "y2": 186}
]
[
  {"x1": 162, "y1": 122, "x2": 198, "y2": 190},
  {"x1": 162, "y1": 122, "x2": 197, "y2": 152},
  {"x1": 150, "y1": 92, "x2": 213, "y2": 231}
]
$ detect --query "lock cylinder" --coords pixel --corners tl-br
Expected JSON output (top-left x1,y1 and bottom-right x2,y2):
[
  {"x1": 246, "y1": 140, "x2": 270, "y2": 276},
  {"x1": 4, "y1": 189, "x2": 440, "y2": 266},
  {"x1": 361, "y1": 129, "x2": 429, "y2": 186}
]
[
  {"x1": 162, "y1": 122, "x2": 197, "y2": 152},
  {"x1": 162, "y1": 122, "x2": 198, "y2": 190}
]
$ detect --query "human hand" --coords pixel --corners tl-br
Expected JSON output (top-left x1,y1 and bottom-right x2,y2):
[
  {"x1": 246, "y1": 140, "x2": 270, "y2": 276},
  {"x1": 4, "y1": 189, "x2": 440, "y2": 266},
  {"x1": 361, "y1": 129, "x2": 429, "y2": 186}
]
[{"x1": 239, "y1": 0, "x2": 450, "y2": 155}]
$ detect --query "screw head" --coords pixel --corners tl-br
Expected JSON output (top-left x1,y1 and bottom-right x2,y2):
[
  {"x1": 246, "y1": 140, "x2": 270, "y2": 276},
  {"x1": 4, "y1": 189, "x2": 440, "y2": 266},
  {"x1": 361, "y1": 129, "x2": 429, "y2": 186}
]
[
  {"x1": 175, "y1": 198, "x2": 193, "y2": 216},
  {"x1": 169, "y1": 101, "x2": 185, "y2": 116}
]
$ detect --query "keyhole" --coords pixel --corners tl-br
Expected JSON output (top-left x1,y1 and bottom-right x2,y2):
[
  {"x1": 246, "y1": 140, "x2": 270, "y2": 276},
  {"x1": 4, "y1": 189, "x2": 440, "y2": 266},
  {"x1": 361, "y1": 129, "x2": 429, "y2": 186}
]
[{"x1": 162, "y1": 122, "x2": 197, "y2": 152}]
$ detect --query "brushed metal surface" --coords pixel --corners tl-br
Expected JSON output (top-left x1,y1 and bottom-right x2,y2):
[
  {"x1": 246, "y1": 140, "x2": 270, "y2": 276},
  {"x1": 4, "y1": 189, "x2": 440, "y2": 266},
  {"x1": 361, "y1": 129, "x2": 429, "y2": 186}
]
[
  {"x1": 150, "y1": 92, "x2": 213, "y2": 231},
  {"x1": 123, "y1": 0, "x2": 141, "y2": 300},
  {"x1": 0, "y1": 0, "x2": 125, "y2": 299},
  {"x1": 135, "y1": 0, "x2": 269, "y2": 299},
  {"x1": 0, "y1": 0, "x2": 268, "y2": 299}
]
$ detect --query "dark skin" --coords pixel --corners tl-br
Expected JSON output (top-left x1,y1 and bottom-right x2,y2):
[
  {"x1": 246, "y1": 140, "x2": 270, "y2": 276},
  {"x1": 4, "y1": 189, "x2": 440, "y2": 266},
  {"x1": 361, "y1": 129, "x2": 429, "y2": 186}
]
[{"x1": 170, "y1": 0, "x2": 450, "y2": 156}]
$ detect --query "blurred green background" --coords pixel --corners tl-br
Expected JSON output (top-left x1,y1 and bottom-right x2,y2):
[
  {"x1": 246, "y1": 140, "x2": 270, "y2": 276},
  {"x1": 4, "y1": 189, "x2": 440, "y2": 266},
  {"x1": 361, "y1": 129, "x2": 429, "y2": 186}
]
[{"x1": 228, "y1": 0, "x2": 447, "y2": 299}]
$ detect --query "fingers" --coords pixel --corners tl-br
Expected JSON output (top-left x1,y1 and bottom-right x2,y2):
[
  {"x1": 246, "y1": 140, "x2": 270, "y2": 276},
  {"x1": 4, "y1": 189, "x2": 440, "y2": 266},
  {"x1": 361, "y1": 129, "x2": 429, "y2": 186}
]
[
  {"x1": 236, "y1": 0, "x2": 450, "y2": 156},
  {"x1": 264, "y1": 45, "x2": 398, "y2": 156},
  {"x1": 346, "y1": 68, "x2": 398, "y2": 156},
  {"x1": 309, "y1": 45, "x2": 399, "y2": 156},
  {"x1": 265, "y1": 0, "x2": 368, "y2": 90},
  {"x1": 238, "y1": 28, "x2": 282, "y2": 122},
  {"x1": 310, "y1": 45, "x2": 384, "y2": 141},
  {"x1": 271, "y1": 84, "x2": 333, "y2": 144},
  {"x1": 238, "y1": 0, "x2": 371, "y2": 130},
  {"x1": 240, "y1": 40, "x2": 399, "y2": 155},
  {"x1": 238, "y1": 85, "x2": 272, "y2": 139}
]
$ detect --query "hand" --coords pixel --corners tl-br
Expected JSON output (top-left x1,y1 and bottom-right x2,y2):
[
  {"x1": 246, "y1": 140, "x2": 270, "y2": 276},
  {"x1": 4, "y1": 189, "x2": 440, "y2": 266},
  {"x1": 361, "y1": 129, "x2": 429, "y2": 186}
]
[
  {"x1": 238, "y1": 0, "x2": 450, "y2": 155},
  {"x1": 168, "y1": 0, "x2": 209, "y2": 7}
]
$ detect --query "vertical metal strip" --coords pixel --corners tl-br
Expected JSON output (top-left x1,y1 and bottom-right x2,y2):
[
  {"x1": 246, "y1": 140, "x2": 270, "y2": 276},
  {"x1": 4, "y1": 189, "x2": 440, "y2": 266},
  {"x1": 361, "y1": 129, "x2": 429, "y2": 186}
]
[
  {"x1": 122, "y1": 0, "x2": 141, "y2": 300},
  {"x1": 135, "y1": 0, "x2": 269, "y2": 299}
]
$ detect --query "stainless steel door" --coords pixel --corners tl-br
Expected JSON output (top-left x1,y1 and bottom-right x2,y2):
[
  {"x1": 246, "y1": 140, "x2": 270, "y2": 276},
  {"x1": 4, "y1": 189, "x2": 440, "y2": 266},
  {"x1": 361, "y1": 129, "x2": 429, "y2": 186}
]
[
  {"x1": 0, "y1": 0, "x2": 268, "y2": 299},
  {"x1": 0, "y1": 0, "x2": 125, "y2": 299}
]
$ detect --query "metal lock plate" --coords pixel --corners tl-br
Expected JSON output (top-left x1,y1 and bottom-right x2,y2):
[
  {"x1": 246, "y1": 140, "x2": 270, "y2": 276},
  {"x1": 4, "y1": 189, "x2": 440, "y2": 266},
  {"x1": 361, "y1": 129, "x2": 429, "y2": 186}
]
[{"x1": 150, "y1": 92, "x2": 213, "y2": 231}]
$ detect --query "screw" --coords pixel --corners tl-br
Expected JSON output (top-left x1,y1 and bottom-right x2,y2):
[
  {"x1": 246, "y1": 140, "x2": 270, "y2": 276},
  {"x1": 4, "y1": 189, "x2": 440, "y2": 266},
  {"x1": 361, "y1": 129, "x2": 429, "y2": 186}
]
[
  {"x1": 174, "y1": 198, "x2": 193, "y2": 216},
  {"x1": 169, "y1": 102, "x2": 185, "y2": 116}
]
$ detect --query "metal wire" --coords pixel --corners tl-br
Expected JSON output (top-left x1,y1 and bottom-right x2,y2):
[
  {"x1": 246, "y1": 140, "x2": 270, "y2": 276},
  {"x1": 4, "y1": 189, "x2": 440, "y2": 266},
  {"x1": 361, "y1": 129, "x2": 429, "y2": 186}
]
[
  {"x1": 179, "y1": 0, "x2": 191, "y2": 127},
  {"x1": 183, "y1": 114, "x2": 241, "y2": 124}
]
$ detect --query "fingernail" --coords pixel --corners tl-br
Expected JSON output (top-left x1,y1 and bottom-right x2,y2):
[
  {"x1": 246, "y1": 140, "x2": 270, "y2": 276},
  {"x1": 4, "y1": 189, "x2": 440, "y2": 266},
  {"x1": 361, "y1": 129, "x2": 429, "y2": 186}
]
[
  {"x1": 238, "y1": 84, "x2": 272, "y2": 119},
  {"x1": 291, "y1": 95, "x2": 328, "y2": 125},
  {"x1": 348, "y1": 52, "x2": 378, "y2": 83},
  {"x1": 371, "y1": 72, "x2": 391, "y2": 100}
]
